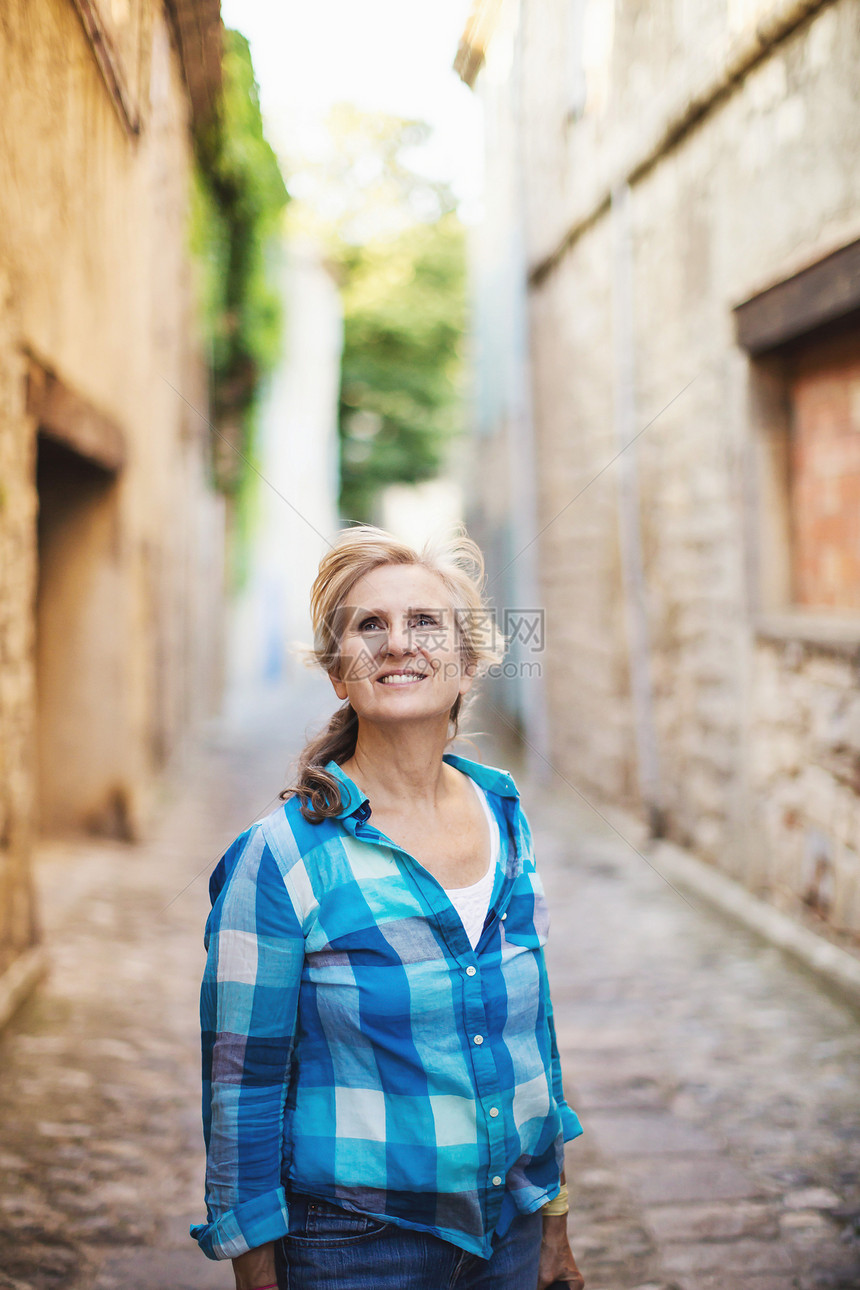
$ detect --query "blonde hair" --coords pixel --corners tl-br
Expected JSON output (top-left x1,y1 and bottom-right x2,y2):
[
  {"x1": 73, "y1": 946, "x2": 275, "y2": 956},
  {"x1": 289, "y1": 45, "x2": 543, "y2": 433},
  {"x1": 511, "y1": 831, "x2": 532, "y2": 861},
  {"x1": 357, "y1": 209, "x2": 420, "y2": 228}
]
[{"x1": 281, "y1": 522, "x2": 508, "y2": 822}]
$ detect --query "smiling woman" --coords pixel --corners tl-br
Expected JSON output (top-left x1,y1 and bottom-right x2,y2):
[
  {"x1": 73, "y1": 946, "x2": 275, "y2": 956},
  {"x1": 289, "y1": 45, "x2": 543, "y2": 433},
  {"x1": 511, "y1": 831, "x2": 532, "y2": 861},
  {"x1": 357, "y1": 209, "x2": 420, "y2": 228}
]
[
  {"x1": 190, "y1": 523, "x2": 586, "y2": 1290},
  {"x1": 283, "y1": 523, "x2": 506, "y2": 823}
]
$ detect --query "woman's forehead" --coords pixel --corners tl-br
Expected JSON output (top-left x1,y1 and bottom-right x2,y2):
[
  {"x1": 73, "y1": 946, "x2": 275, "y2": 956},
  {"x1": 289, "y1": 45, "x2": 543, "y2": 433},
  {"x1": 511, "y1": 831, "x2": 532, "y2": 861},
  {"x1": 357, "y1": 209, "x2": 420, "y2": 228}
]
[{"x1": 347, "y1": 564, "x2": 452, "y2": 612}]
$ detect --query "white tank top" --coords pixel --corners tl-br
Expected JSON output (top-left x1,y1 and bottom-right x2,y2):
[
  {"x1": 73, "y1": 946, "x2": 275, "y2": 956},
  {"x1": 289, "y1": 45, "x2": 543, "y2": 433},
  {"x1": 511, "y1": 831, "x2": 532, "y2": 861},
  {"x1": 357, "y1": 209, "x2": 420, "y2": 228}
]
[{"x1": 443, "y1": 777, "x2": 501, "y2": 950}]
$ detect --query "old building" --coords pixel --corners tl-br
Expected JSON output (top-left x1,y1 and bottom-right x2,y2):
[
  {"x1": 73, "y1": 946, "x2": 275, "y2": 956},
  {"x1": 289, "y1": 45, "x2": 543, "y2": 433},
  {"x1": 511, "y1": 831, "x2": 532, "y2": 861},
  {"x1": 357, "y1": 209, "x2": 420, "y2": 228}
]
[
  {"x1": 459, "y1": 0, "x2": 860, "y2": 936},
  {"x1": 0, "y1": 0, "x2": 226, "y2": 1022}
]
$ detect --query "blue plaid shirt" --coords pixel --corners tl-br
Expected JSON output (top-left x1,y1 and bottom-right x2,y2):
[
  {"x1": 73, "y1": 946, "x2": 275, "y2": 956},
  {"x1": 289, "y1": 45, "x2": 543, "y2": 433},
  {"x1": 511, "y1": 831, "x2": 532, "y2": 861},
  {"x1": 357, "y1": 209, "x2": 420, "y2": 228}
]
[{"x1": 191, "y1": 753, "x2": 583, "y2": 1261}]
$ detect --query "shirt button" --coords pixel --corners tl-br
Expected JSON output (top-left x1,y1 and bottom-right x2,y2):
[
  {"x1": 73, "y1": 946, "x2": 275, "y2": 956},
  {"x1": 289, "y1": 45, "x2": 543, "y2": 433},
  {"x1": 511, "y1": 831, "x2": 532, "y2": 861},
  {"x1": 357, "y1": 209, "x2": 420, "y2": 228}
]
[
  {"x1": 489, "y1": 1107, "x2": 499, "y2": 1117},
  {"x1": 492, "y1": 1175, "x2": 502, "y2": 1186},
  {"x1": 500, "y1": 912, "x2": 507, "y2": 921},
  {"x1": 466, "y1": 966, "x2": 477, "y2": 977},
  {"x1": 473, "y1": 1034, "x2": 484, "y2": 1045}
]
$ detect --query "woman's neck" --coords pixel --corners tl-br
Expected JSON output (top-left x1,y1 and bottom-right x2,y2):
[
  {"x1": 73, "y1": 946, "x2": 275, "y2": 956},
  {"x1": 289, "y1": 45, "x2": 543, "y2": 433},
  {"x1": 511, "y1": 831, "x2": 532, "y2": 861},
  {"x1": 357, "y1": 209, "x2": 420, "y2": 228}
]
[{"x1": 340, "y1": 723, "x2": 456, "y2": 813}]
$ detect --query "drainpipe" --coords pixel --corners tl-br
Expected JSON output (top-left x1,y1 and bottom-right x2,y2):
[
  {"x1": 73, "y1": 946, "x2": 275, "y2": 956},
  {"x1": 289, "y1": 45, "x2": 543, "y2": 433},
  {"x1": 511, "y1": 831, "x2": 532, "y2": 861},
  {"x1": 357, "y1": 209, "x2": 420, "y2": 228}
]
[
  {"x1": 610, "y1": 183, "x2": 665, "y2": 836},
  {"x1": 509, "y1": 1, "x2": 551, "y2": 782}
]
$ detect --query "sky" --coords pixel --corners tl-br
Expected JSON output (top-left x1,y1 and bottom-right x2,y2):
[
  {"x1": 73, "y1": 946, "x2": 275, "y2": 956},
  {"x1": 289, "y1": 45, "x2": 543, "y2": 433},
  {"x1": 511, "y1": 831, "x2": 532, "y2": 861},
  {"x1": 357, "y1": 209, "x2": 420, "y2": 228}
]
[{"x1": 219, "y1": 0, "x2": 484, "y2": 219}]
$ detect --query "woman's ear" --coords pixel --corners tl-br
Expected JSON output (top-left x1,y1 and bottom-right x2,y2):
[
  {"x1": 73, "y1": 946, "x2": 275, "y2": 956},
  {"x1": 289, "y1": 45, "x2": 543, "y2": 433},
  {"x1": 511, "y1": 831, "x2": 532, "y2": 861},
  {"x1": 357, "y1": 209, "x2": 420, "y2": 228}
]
[
  {"x1": 330, "y1": 669, "x2": 348, "y2": 702},
  {"x1": 459, "y1": 656, "x2": 478, "y2": 696}
]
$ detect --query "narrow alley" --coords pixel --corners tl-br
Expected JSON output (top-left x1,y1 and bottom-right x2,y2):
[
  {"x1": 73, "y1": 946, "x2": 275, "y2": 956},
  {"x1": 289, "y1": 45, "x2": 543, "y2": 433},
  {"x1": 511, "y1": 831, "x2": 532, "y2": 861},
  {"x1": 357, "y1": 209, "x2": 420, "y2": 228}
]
[
  {"x1": 3, "y1": 4, "x2": 860, "y2": 1289},
  {"x1": 0, "y1": 681, "x2": 858, "y2": 1290}
]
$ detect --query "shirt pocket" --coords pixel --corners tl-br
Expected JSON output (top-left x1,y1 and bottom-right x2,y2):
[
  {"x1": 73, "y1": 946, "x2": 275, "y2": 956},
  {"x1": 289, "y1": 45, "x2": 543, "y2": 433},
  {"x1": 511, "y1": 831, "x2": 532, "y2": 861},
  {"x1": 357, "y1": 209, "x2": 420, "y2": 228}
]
[{"x1": 501, "y1": 867, "x2": 550, "y2": 950}]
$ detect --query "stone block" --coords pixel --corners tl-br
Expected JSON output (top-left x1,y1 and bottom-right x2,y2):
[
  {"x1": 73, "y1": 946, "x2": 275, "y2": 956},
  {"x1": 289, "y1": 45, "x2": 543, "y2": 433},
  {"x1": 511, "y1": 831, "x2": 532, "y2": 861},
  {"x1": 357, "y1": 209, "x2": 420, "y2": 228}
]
[
  {"x1": 624, "y1": 1156, "x2": 760, "y2": 1205},
  {"x1": 644, "y1": 1200, "x2": 781, "y2": 1242},
  {"x1": 783, "y1": 1186, "x2": 842, "y2": 1210},
  {"x1": 673, "y1": 1275, "x2": 791, "y2": 1290},
  {"x1": 586, "y1": 1110, "x2": 722, "y2": 1157},
  {"x1": 832, "y1": 847, "x2": 860, "y2": 930},
  {"x1": 575, "y1": 1076, "x2": 668, "y2": 1111},
  {"x1": 94, "y1": 1248, "x2": 229, "y2": 1289},
  {"x1": 805, "y1": 656, "x2": 854, "y2": 690},
  {"x1": 660, "y1": 1237, "x2": 795, "y2": 1274}
]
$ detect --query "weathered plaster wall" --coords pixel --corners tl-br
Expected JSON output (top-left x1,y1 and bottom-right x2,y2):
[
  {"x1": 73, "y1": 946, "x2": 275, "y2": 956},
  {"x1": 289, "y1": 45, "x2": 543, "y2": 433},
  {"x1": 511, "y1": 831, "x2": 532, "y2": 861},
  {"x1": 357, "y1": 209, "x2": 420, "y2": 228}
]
[{"x1": 0, "y1": 0, "x2": 225, "y2": 984}]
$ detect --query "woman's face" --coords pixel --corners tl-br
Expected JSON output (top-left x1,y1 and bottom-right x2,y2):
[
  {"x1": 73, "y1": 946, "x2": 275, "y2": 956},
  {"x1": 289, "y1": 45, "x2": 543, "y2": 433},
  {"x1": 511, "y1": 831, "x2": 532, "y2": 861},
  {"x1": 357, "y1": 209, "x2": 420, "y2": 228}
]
[{"x1": 329, "y1": 563, "x2": 474, "y2": 723}]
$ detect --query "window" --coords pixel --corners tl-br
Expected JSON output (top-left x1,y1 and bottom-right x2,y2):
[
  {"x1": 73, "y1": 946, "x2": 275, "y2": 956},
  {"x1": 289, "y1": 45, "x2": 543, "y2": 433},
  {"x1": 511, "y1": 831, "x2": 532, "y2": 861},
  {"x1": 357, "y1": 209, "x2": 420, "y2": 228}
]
[
  {"x1": 786, "y1": 325, "x2": 860, "y2": 611},
  {"x1": 736, "y1": 239, "x2": 860, "y2": 632}
]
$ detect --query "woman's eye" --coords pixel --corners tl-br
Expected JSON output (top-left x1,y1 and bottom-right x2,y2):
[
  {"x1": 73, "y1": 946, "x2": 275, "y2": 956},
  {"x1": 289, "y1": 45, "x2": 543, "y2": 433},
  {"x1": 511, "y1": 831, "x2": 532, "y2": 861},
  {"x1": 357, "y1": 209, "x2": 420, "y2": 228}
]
[
  {"x1": 359, "y1": 618, "x2": 382, "y2": 631},
  {"x1": 414, "y1": 614, "x2": 438, "y2": 627}
]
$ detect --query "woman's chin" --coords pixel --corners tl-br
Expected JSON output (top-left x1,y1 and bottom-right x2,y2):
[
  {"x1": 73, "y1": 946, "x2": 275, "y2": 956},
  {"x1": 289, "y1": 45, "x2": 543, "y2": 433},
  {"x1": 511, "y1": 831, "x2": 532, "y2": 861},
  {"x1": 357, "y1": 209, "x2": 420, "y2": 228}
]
[{"x1": 357, "y1": 690, "x2": 460, "y2": 722}]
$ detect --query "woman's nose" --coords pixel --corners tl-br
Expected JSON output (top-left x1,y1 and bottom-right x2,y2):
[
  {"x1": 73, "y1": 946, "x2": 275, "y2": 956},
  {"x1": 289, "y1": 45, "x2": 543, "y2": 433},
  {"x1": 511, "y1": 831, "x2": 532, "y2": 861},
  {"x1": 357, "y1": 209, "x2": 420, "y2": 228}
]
[{"x1": 384, "y1": 619, "x2": 417, "y2": 655}]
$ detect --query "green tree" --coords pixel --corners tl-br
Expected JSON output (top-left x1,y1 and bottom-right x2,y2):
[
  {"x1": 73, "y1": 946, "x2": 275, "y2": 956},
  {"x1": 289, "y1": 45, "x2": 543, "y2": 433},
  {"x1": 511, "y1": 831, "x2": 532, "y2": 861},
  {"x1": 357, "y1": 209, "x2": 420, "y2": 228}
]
[
  {"x1": 338, "y1": 212, "x2": 467, "y2": 521},
  {"x1": 291, "y1": 106, "x2": 468, "y2": 523}
]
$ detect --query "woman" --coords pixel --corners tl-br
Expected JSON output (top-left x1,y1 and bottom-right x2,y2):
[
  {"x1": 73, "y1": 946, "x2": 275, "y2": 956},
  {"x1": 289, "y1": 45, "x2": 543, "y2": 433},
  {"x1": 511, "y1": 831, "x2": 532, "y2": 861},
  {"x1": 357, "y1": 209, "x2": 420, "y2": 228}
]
[{"x1": 191, "y1": 524, "x2": 585, "y2": 1290}]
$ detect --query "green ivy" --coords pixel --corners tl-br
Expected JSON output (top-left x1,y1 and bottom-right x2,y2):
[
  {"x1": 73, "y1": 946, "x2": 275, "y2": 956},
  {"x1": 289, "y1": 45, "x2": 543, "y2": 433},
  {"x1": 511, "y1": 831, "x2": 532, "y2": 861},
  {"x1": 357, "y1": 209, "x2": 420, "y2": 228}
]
[{"x1": 189, "y1": 27, "x2": 288, "y2": 523}]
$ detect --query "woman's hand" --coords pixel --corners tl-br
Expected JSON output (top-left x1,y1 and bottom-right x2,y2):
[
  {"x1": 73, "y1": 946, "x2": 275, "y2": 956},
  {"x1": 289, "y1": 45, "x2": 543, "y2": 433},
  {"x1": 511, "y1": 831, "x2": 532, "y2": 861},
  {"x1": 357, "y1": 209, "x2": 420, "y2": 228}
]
[
  {"x1": 232, "y1": 1240, "x2": 277, "y2": 1290},
  {"x1": 538, "y1": 1213, "x2": 585, "y2": 1289}
]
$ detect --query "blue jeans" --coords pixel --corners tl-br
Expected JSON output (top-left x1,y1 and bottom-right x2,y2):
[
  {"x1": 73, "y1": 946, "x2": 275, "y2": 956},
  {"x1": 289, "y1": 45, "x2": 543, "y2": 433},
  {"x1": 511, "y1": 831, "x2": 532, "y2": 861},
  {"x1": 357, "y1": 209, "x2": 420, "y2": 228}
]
[{"x1": 275, "y1": 1192, "x2": 543, "y2": 1290}]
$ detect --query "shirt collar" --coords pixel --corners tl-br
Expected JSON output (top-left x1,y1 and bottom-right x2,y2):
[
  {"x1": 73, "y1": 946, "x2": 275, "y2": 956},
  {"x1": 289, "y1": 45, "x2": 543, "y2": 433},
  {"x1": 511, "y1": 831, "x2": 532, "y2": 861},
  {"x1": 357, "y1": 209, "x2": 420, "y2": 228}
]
[
  {"x1": 323, "y1": 759, "x2": 368, "y2": 817},
  {"x1": 440, "y1": 753, "x2": 520, "y2": 800},
  {"x1": 323, "y1": 753, "x2": 519, "y2": 819}
]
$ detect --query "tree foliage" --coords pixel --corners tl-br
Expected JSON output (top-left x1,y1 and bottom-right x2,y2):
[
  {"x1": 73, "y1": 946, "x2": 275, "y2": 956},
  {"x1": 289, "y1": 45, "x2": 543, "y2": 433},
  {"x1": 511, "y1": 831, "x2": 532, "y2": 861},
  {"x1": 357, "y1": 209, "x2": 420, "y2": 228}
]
[
  {"x1": 292, "y1": 106, "x2": 468, "y2": 523},
  {"x1": 296, "y1": 104, "x2": 456, "y2": 244},
  {"x1": 337, "y1": 212, "x2": 467, "y2": 522}
]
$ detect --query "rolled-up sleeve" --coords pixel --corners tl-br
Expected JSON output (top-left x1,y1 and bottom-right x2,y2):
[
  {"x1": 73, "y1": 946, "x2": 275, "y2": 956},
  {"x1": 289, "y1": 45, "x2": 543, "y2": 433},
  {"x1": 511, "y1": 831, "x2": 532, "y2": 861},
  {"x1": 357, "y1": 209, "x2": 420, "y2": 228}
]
[
  {"x1": 517, "y1": 807, "x2": 584, "y2": 1147},
  {"x1": 541, "y1": 948, "x2": 584, "y2": 1144},
  {"x1": 190, "y1": 823, "x2": 305, "y2": 1260}
]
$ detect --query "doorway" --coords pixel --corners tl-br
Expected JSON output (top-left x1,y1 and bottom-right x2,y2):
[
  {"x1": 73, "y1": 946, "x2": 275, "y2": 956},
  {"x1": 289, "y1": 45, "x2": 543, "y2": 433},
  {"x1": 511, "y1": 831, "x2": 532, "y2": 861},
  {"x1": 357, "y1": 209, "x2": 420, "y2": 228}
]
[{"x1": 35, "y1": 431, "x2": 130, "y2": 838}]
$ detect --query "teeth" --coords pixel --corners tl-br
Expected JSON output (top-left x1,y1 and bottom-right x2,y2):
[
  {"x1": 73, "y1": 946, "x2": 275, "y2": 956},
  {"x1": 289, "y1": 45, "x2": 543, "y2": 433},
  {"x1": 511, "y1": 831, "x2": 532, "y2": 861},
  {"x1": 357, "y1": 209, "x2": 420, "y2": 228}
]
[{"x1": 378, "y1": 674, "x2": 425, "y2": 684}]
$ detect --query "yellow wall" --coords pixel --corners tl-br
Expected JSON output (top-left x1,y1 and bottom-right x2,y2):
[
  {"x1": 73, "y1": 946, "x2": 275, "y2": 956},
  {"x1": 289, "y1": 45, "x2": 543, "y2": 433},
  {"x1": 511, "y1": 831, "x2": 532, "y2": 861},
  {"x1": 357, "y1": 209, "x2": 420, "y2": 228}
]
[{"x1": 0, "y1": 0, "x2": 225, "y2": 980}]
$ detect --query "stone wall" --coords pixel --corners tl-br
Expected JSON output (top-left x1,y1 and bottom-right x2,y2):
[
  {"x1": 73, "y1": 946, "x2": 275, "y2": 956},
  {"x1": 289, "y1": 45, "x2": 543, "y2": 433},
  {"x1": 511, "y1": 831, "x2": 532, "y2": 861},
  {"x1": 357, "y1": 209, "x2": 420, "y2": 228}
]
[
  {"x1": 0, "y1": 0, "x2": 225, "y2": 990},
  {"x1": 0, "y1": 269, "x2": 41, "y2": 982},
  {"x1": 751, "y1": 640, "x2": 860, "y2": 931},
  {"x1": 528, "y1": 218, "x2": 634, "y2": 807},
  {"x1": 466, "y1": 0, "x2": 860, "y2": 935}
]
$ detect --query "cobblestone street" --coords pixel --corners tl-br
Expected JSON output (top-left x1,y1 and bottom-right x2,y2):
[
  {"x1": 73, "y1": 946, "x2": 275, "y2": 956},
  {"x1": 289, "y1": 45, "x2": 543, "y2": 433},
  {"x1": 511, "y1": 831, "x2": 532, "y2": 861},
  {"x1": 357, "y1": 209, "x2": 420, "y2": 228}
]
[
  {"x1": 533, "y1": 776, "x2": 860, "y2": 1290},
  {"x1": 1, "y1": 681, "x2": 859, "y2": 1290}
]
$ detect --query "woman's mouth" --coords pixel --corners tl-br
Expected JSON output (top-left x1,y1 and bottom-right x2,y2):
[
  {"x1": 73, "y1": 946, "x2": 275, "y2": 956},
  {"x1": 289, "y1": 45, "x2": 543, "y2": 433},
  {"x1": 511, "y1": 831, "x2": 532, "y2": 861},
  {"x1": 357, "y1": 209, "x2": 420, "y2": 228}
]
[{"x1": 376, "y1": 671, "x2": 428, "y2": 686}]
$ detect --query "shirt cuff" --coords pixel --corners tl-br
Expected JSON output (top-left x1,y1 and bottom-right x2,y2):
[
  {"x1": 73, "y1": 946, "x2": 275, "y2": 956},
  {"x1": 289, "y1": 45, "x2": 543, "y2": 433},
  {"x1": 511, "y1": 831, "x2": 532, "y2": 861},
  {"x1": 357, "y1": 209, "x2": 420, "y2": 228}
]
[
  {"x1": 190, "y1": 1186, "x2": 290, "y2": 1260},
  {"x1": 560, "y1": 1103, "x2": 584, "y2": 1143}
]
